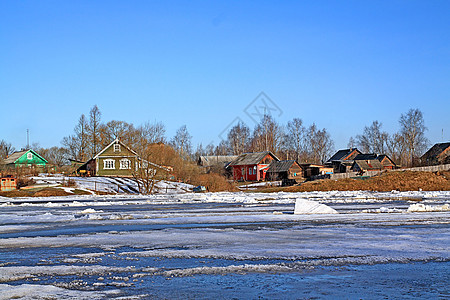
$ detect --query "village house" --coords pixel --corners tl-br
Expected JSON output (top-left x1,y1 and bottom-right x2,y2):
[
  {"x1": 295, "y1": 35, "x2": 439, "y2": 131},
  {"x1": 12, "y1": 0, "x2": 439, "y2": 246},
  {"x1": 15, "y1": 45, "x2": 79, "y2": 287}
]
[
  {"x1": 351, "y1": 159, "x2": 383, "y2": 173},
  {"x1": 1, "y1": 149, "x2": 48, "y2": 170},
  {"x1": 377, "y1": 154, "x2": 397, "y2": 170},
  {"x1": 197, "y1": 155, "x2": 238, "y2": 177},
  {"x1": 76, "y1": 138, "x2": 165, "y2": 177},
  {"x1": 230, "y1": 151, "x2": 279, "y2": 181},
  {"x1": 301, "y1": 164, "x2": 334, "y2": 179},
  {"x1": 266, "y1": 160, "x2": 304, "y2": 185},
  {"x1": 325, "y1": 148, "x2": 362, "y2": 173},
  {"x1": 420, "y1": 142, "x2": 450, "y2": 166}
]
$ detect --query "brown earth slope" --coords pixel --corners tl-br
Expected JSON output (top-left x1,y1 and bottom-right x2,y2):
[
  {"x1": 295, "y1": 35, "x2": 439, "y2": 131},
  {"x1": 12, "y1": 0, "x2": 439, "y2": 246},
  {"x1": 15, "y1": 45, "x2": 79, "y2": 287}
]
[{"x1": 285, "y1": 171, "x2": 450, "y2": 192}]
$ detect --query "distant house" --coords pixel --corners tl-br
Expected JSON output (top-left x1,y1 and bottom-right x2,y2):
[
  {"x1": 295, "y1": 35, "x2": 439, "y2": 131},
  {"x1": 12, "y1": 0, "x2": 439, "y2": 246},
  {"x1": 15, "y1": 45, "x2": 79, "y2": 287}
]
[
  {"x1": 1, "y1": 149, "x2": 48, "y2": 169},
  {"x1": 230, "y1": 151, "x2": 279, "y2": 181},
  {"x1": 351, "y1": 159, "x2": 383, "y2": 173},
  {"x1": 326, "y1": 148, "x2": 362, "y2": 173},
  {"x1": 197, "y1": 155, "x2": 238, "y2": 176},
  {"x1": 376, "y1": 155, "x2": 397, "y2": 170},
  {"x1": 420, "y1": 142, "x2": 450, "y2": 166},
  {"x1": 77, "y1": 138, "x2": 165, "y2": 177},
  {"x1": 266, "y1": 160, "x2": 304, "y2": 185},
  {"x1": 301, "y1": 164, "x2": 334, "y2": 179}
]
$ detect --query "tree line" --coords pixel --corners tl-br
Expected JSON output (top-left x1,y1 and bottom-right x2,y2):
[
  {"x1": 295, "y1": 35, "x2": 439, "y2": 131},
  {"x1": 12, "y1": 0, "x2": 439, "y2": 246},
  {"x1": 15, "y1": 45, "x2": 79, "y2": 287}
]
[{"x1": 0, "y1": 106, "x2": 429, "y2": 168}]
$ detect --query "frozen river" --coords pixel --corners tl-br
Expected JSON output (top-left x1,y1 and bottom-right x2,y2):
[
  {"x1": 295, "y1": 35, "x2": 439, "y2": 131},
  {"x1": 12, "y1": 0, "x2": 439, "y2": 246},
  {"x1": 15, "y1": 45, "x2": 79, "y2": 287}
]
[{"x1": 0, "y1": 191, "x2": 449, "y2": 299}]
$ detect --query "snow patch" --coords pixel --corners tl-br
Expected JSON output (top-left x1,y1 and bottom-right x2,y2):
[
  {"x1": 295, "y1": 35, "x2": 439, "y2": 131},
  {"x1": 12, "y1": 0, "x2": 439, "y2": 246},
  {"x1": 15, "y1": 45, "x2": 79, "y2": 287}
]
[
  {"x1": 294, "y1": 199, "x2": 338, "y2": 214},
  {"x1": 407, "y1": 203, "x2": 450, "y2": 212}
]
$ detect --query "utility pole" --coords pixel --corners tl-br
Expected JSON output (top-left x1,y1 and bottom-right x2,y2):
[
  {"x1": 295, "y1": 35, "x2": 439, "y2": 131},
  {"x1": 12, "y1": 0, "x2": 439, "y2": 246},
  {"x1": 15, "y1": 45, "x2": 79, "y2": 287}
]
[{"x1": 26, "y1": 129, "x2": 29, "y2": 149}]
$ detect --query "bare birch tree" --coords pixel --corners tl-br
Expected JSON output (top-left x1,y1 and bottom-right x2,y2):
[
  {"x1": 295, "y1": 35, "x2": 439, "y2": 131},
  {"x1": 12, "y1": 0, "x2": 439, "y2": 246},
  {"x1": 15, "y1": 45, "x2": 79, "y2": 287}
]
[
  {"x1": 399, "y1": 108, "x2": 429, "y2": 166},
  {"x1": 355, "y1": 121, "x2": 389, "y2": 154},
  {"x1": 286, "y1": 118, "x2": 305, "y2": 161},
  {"x1": 87, "y1": 105, "x2": 102, "y2": 156},
  {"x1": 0, "y1": 140, "x2": 15, "y2": 160},
  {"x1": 171, "y1": 125, "x2": 192, "y2": 159},
  {"x1": 304, "y1": 123, "x2": 334, "y2": 164},
  {"x1": 227, "y1": 121, "x2": 250, "y2": 155}
]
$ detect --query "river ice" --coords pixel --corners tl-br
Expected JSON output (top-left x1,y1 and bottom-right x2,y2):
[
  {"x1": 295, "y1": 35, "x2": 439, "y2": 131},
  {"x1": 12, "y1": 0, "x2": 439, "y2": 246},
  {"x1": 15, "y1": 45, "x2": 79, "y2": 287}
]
[{"x1": 0, "y1": 190, "x2": 449, "y2": 299}]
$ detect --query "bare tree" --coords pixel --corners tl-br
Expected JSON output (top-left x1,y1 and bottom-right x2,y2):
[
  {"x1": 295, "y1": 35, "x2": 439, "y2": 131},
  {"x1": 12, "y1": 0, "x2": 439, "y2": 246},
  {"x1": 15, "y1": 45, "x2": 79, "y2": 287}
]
[
  {"x1": 61, "y1": 114, "x2": 89, "y2": 161},
  {"x1": 286, "y1": 118, "x2": 305, "y2": 161},
  {"x1": 87, "y1": 105, "x2": 102, "y2": 156},
  {"x1": 304, "y1": 123, "x2": 334, "y2": 164},
  {"x1": 39, "y1": 147, "x2": 68, "y2": 167},
  {"x1": 171, "y1": 125, "x2": 192, "y2": 159},
  {"x1": 0, "y1": 140, "x2": 15, "y2": 160},
  {"x1": 227, "y1": 121, "x2": 250, "y2": 155},
  {"x1": 355, "y1": 121, "x2": 389, "y2": 154},
  {"x1": 399, "y1": 108, "x2": 429, "y2": 167},
  {"x1": 138, "y1": 121, "x2": 166, "y2": 144},
  {"x1": 250, "y1": 114, "x2": 284, "y2": 154}
]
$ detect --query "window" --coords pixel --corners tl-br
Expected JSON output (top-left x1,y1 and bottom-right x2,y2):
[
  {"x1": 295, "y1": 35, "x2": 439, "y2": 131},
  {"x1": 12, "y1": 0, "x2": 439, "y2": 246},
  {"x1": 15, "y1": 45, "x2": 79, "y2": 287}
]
[
  {"x1": 120, "y1": 158, "x2": 131, "y2": 169},
  {"x1": 27, "y1": 152, "x2": 33, "y2": 160},
  {"x1": 249, "y1": 168, "x2": 252, "y2": 175},
  {"x1": 104, "y1": 159, "x2": 115, "y2": 169},
  {"x1": 114, "y1": 144, "x2": 121, "y2": 152}
]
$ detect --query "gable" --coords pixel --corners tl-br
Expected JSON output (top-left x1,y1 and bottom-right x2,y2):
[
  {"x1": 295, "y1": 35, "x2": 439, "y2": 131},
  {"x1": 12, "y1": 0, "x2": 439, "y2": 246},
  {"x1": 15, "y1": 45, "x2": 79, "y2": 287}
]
[
  {"x1": 4, "y1": 149, "x2": 47, "y2": 165},
  {"x1": 94, "y1": 139, "x2": 138, "y2": 159}
]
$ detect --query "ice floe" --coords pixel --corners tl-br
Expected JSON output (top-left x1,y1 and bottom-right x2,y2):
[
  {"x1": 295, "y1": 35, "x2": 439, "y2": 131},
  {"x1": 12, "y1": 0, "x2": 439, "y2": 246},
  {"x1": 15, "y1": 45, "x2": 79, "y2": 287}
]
[{"x1": 294, "y1": 199, "x2": 338, "y2": 214}]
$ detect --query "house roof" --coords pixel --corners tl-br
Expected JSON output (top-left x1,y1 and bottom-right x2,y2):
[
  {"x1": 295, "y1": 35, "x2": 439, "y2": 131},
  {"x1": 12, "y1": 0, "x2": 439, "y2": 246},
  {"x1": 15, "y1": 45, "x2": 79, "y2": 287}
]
[
  {"x1": 198, "y1": 155, "x2": 239, "y2": 167},
  {"x1": 421, "y1": 142, "x2": 450, "y2": 160},
  {"x1": 230, "y1": 151, "x2": 279, "y2": 166},
  {"x1": 267, "y1": 160, "x2": 298, "y2": 173},
  {"x1": 93, "y1": 138, "x2": 138, "y2": 159},
  {"x1": 352, "y1": 159, "x2": 383, "y2": 171},
  {"x1": 353, "y1": 153, "x2": 377, "y2": 160},
  {"x1": 2, "y1": 149, "x2": 48, "y2": 165},
  {"x1": 377, "y1": 154, "x2": 396, "y2": 166},
  {"x1": 326, "y1": 148, "x2": 360, "y2": 163}
]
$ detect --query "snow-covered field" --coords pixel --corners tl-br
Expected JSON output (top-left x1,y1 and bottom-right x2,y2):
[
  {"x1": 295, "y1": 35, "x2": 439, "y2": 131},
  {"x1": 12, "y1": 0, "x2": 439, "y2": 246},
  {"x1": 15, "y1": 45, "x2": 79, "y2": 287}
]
[{"x1": 0, "y1": 190, "x2": 449, "y2": 299}]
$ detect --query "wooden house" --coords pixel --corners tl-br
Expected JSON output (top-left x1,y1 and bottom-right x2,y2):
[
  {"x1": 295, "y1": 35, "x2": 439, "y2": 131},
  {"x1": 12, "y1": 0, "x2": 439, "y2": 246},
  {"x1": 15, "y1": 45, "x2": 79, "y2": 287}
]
[
  {"x1": 1, "y1": 149, "x2": 47, "y2": 169},
  {"x1": 420, "y1": 142, "x2": 450, "y2": 166},
  {"x1": 301, "y1": 164, "x2": 334, "y2": 179},
  {"x1": 376, "y1": 155, "x2": 397, "y2": 170},
  {"x1": 230, "y1": 151, "x2": 279, "y2": 181},
  {"x1": 266, "y1": 160, "x2": 304, "y2": 185},
  {"x1": 77, "y1": 139, "x2": 144, "y2": 177},
  {"x1": 197, "y1": 155, "x2": 238, "y2": 176},
  {"x1": 351, "y1": 159, "x2": 383, "y2": 173},
  {"x1": 326, "y1": 148, "x2": 362, "y2": 173}
]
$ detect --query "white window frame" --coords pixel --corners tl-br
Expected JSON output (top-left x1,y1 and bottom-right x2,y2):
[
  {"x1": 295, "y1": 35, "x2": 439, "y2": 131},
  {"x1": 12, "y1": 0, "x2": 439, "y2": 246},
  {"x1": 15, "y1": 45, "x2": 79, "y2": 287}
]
[
  {"x1": 104, "y1": 159, "x2": 115, "y2": 170},
  {"x1": 119, "y1": 158, "x2": 131, "y2": 170},
  {"x1": 114, "y1": 144, "x2": 121, "y2": 152},
  {"x1": 27, "y1": 152, "x2": 33, "y2": 160}
]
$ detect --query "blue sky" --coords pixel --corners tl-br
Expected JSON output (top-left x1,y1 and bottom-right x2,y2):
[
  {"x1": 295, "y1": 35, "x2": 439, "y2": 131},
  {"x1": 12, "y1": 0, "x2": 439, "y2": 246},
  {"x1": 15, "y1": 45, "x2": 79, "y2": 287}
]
[{"x1": 1, "y1": 1, "x2": 449, "y2": 151}]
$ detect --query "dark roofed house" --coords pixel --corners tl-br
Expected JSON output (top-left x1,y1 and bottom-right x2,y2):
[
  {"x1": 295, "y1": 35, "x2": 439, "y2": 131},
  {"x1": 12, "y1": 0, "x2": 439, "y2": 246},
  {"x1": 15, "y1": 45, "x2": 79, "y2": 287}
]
[
  {"x1": 230, "y1": 151, "x2": 279, "y2": 181},
  {"x1": 326, "y1": 148, "x2": 362, "y2": 173},
  {"x1": 266, "y1": 160, "x2": 304, "y2": 185},
  {"x1": 421, "y1": 142, "x2": 450, "y2": 166},
  {"x1": 353, "y1": 153, "x2": 378, "y2": 160}
]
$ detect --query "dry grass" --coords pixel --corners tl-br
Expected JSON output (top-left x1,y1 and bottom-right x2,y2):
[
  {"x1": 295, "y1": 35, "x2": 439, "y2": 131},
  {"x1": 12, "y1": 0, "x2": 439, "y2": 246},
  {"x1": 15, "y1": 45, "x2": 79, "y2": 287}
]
[
  {"x1": 283, "y1": 170, "x2": 450, "y2": 192},
  {"x1": 0, "y1": 187, "x2": 92, "y2": 197}
]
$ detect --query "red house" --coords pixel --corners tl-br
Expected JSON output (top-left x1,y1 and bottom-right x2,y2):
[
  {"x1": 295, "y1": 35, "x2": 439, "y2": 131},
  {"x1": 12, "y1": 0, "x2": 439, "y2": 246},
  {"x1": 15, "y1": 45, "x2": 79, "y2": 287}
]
[{"x1": 230, "y1": 151, "x2": 279, "y2": 181}]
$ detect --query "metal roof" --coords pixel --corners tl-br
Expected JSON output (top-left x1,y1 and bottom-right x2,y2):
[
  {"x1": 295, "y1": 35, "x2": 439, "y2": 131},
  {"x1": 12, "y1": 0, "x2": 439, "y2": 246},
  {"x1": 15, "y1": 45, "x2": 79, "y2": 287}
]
[
  {"x1": 353, "y1": 153, "x2": 377, "y2": 160},
  {"x1": 326, "y1": 148, "x2": 360, "y2": 163},
  {"x1": 352, "y1": 159, "x2": 383, "y2": 171},
  {"x1": 421, "y1": 142, "x2": 450, "y2": 160},
  {"x1": 2, "y1": 149, "x2": 47, "y2": 165},
  {"x1": 230, "y1": 151, "x2": 279, "y2": 166}
]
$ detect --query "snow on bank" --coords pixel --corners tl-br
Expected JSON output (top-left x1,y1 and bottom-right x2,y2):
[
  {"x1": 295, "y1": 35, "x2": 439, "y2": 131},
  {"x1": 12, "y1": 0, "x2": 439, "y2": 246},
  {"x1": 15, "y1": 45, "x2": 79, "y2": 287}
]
[
  {"x1": 294, "y1": 199, "x2": 338, "y2": 214},
  {"x1": 0, "y1": 284, "x2": 121, "y2": 300},
  {"x1": 407, "y1": 203, "x2": 450, "y2": 212}
]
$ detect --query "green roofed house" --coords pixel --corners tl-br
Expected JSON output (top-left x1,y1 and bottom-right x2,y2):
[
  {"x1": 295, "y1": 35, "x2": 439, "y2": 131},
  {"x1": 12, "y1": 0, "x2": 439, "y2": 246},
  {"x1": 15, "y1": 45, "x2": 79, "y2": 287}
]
[{"x1": 1, "y1": 149, "x2": 48, "y2": 169}]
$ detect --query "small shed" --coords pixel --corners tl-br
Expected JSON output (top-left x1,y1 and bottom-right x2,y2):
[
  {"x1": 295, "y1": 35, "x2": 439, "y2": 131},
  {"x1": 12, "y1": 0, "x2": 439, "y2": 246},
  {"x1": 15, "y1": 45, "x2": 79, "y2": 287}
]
[
  {"x1": 266, "y1": 160, "x2": 304, "y2": 185},
  {"x1": 0, "y1": 176, "x2": 17, "y2": 191}
]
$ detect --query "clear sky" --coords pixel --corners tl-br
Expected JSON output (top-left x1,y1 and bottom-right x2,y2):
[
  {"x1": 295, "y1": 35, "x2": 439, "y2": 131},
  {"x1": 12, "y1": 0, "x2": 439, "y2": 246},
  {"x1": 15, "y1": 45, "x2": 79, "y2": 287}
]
[{"x1": 1, "y1": 1, "x2": 449, "y2": 151}]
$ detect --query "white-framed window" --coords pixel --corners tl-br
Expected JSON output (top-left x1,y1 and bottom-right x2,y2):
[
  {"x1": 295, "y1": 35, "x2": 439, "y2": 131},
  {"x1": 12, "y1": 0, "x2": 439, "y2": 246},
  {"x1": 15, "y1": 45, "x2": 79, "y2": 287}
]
[
  {"x1": 114, "y1": 144, "x2": 121, "y2": 152},
  {"x1": 120, "y1": 158, "x2": 131, "y2": 169},
  {"x1": 27, "y1": 152, "x2": 33, "y2": 160},
  {"x1": 104, "y1": 159, "x2": 115, "y2": 169}
]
